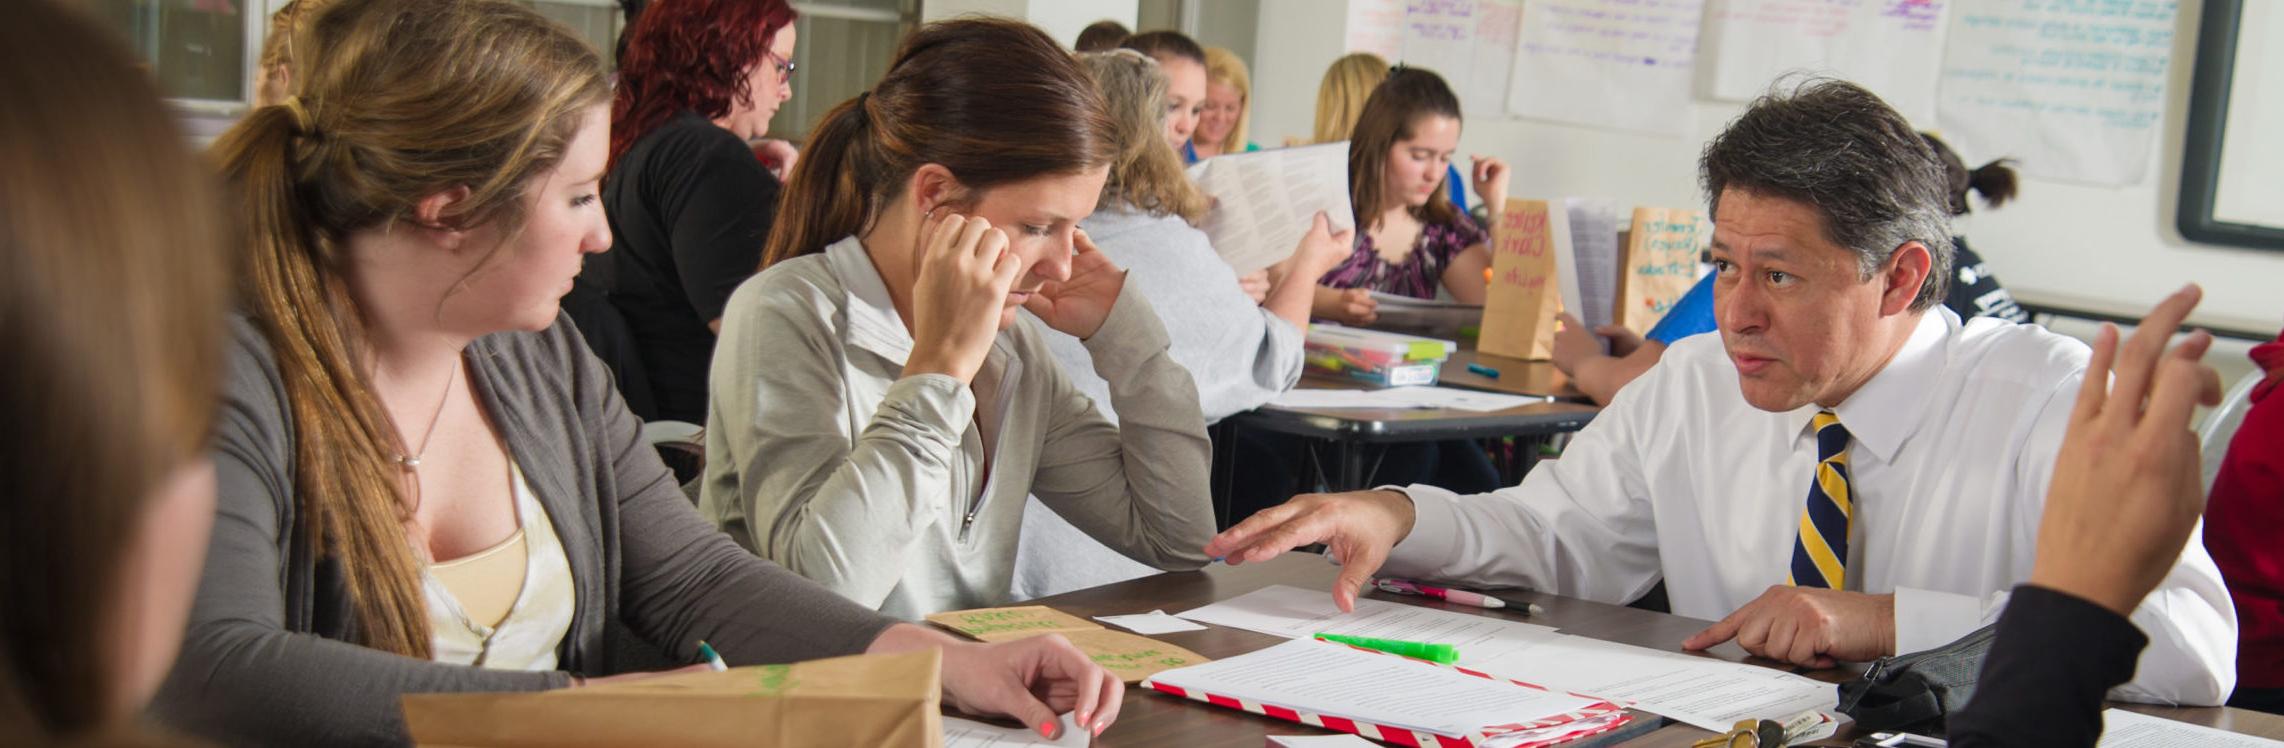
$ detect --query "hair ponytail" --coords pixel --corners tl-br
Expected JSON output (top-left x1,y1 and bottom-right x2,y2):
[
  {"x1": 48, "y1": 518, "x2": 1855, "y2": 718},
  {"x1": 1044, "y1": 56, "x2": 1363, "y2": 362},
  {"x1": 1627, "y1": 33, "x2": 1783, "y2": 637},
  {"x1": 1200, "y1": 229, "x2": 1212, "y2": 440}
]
[
  {"x1": 215, "y1": 105, "x2": 435, "y2": 657},
  {"x1": 758, "y1": 18, "x2": 1116, "y2": 267},
  {"x1": 1968, "y1": 159, "x2": 2019, "y2": 210},
  {"x1": 762, "y1": 95, "x2": 877, "y2": 269}
]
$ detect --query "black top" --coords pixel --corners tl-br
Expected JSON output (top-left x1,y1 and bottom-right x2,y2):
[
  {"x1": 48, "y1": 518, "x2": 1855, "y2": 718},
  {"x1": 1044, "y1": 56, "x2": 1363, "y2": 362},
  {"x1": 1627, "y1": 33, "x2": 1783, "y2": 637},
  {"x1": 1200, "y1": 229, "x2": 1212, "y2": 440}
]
[
  {"x1": 1948, "y1": 585, "x2": 2149, "y2": 747},
  {"x1": 1945, "y1": 237, "x2": 2031, "y2": 325},
  {"x1": 585, "y1": 111, "x2": 781, "y2": 423}
]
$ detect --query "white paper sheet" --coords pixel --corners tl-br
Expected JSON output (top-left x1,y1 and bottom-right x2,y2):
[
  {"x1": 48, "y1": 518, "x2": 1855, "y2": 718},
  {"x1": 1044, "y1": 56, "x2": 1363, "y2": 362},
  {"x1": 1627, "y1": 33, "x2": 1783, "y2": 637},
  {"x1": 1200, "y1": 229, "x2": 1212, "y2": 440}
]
[
  {"x1": 1505, "y1": 0, "x2": 1706, "y2": 135},
  {"x1": 1177, "y1": 585, "x2": 1559, "y2": 659},
  {"x1": 1176, "y1": 585, "x2": 1833, "y2": 732},
  {"x1": 1146, "y1": 639, "x2": 1604, "y2": 737},
  {"x1": 1556, "y1": 198, "x2": 1623, "y2": 336},
  {"x1": 1187, "y1": 143, "x2": 1356, "y2": 274},
  {"x1": 1092, "y1": 610, "x2": 1207, "y2": 635},
  {"x1": 1701, "y1": 0, "x2": 1950, "y2": 122},
  {"x1": 1269, "y1": 386, "x2": 1549, "y2": 412},
  {"x1": 944, "y1": 713, "x2": 1088, "y2": 747},
  {"x1": 1465, "y1": 635, "x2": 1835, "y2": 732},
  {"x1": 1396, "y1": 0, "x2": 1522, "y2": 120},
  {"x1": 1935, "y1": 1, "x2": 2179, "y2": 186},
  {"x1": 2099, "y1": 708, "x2": 2284, "y2": 747}
]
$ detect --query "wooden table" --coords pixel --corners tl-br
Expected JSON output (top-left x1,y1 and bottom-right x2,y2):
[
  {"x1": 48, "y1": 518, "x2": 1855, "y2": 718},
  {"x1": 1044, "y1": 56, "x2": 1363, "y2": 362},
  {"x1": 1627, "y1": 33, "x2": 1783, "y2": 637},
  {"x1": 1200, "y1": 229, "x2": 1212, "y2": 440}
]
[{"x1": 1034, "y1": 555, "x2": 2284, "y2": 746}]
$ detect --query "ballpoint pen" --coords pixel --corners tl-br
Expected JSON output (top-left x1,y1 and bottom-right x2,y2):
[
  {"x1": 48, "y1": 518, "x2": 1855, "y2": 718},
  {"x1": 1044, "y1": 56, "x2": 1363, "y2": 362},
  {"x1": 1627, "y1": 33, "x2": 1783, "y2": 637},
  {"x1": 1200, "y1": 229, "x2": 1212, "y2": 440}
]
[{"x1": 1375, "y1": 578, "x2": 1547, "y2": 617}]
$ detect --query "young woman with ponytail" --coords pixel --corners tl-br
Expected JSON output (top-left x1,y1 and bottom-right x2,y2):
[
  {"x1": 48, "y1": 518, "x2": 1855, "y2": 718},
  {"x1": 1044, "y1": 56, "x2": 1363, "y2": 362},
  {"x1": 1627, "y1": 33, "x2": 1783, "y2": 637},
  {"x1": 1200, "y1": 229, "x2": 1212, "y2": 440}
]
[
  {"x1": 154, "y1": 1, "x2": 1121, "y2": 743},
  {"x1": 699, "y1": 18, "x2": 1217, "y2": 619}
]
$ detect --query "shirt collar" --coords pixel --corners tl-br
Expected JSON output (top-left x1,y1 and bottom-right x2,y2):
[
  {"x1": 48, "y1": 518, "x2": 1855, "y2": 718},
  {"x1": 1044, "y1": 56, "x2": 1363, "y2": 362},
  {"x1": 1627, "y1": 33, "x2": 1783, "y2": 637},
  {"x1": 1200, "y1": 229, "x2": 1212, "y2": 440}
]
[
  {"x1": 1812, "y1": 307, "x2": 1955, "y2": 462},
  {"x1": 823, "y1": 235, "x2": 915, "y2": 366}
]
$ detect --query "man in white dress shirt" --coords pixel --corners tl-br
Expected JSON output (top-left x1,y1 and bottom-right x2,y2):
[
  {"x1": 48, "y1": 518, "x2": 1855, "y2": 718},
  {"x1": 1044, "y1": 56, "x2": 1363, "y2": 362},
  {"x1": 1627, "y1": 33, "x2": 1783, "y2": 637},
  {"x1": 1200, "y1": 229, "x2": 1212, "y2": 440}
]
[{"x1": 1205, "y1": 79, "x2": 2235, "y2": 705}]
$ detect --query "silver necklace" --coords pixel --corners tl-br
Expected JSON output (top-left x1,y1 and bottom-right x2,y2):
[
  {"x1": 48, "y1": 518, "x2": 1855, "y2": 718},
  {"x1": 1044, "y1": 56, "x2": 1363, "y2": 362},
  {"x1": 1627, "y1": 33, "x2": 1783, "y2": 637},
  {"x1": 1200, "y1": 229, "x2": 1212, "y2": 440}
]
[{"x1": 393, "y1": 361, "x2": 459, "y2": 471}]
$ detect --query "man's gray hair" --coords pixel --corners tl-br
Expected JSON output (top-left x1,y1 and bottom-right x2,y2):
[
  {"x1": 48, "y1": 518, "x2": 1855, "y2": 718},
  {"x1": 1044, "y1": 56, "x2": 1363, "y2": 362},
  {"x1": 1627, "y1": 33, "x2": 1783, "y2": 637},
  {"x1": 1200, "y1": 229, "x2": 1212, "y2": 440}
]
[{"x1": 1699, "y1": 78, "x2": 1954, "y2": 311}]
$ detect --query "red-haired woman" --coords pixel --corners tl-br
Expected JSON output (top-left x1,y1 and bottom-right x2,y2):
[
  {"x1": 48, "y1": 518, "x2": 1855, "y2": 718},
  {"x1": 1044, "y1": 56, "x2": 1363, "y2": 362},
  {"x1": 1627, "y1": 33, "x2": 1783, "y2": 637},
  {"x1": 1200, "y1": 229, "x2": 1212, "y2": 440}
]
[{"x1": 581, "y1": 0, "x2": 800, "y2": 424}]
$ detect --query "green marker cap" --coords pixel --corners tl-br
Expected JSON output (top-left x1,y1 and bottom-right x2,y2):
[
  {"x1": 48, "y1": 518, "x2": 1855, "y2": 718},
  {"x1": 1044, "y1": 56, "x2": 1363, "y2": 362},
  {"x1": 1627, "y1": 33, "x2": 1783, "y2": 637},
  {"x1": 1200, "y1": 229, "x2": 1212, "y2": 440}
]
[{"x1": 1313, "y1": 633, "x2": 1460, "y2": 664}]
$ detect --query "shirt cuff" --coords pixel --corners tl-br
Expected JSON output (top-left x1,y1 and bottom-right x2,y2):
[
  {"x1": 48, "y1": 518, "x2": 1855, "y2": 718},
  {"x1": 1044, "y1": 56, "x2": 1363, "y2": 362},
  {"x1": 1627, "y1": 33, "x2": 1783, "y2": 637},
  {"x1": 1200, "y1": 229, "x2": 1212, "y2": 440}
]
[
  {"x1": 1894, "y1": 585, "x2": 2007, "y2": 654},
  {"x1": 1384, "y1": 483, "x2": 1465, "y2": 576},
  {"x1": 879, "y1": 373, "x2": 975, "y2": 439}
]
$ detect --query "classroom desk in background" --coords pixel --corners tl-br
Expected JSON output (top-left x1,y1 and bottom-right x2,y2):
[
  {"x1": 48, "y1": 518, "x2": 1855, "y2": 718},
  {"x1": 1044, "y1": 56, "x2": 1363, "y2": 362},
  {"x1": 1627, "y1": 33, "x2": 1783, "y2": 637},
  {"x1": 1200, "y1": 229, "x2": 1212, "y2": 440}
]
[
  {"x1": 1215, "y1": 355, "x2": 1596, "y2": 506},
  {"x1": 1033, "y1": 555, "x2": 2284, "y2": 747}
]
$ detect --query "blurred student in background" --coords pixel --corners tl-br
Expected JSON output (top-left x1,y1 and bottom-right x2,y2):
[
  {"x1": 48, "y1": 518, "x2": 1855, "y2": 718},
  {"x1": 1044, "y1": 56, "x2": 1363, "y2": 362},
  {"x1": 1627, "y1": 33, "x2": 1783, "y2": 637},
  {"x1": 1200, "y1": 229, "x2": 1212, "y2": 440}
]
[
  {"x1": 0, "y1": 3, "x2": 230, "y2": 744},
  {"x1": 1190, "y1": 47, "x2": 1260, "y2": 161}
]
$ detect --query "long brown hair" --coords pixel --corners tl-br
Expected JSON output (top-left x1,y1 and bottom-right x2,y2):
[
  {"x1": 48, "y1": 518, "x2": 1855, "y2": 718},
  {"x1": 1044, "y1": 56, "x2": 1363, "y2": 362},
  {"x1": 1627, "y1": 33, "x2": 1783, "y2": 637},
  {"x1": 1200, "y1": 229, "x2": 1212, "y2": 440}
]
[
  {"x1": 1348, "y1": 67, "x2": 1462, "y2": 232},
  {"x1": 1080, "y1": 50, "x2": 1207, "y2": 224},
  {"x1": 763, "y1": 18, "x2": 1117, "y2": 267},
  {"x1": 211, "y1": 0, "x2": 609, "y2": 658},
  {"x1": 0, "y1": 0, "x2": 229, "y2": 740}
]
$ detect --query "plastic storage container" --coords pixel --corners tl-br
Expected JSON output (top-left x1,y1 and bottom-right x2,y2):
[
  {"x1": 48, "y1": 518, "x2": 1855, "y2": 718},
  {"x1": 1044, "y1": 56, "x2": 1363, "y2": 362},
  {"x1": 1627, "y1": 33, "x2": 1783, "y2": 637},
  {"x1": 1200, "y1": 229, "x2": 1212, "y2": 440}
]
[{"x1": 1303, "y1": 324, "x2": 1458, "y2": 388}]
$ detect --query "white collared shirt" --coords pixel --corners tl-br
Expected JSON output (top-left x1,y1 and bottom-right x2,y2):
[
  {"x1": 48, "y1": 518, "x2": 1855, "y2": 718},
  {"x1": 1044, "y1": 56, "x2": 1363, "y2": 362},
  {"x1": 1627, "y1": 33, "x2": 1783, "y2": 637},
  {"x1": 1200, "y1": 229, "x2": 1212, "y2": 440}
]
[{"x1": 1386, "y1": 308, "x2": 2237, "y2": 705}]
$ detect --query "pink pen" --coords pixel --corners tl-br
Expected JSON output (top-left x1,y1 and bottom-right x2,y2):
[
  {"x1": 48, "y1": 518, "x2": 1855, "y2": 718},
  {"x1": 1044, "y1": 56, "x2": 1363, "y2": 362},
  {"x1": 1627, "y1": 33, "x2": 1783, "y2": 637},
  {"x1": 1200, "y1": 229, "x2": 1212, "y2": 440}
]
[{"x1": 1374, "y1": 578, "x2": 1505, "y2": 609}]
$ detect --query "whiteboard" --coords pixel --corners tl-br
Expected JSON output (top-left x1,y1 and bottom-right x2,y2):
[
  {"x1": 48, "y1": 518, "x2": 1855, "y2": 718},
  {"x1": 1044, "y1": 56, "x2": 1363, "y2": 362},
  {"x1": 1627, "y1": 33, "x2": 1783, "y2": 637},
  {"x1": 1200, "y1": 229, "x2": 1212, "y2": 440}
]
[{"x1": 2180, "y1": 0, "x2": 2284, "y2": 250}]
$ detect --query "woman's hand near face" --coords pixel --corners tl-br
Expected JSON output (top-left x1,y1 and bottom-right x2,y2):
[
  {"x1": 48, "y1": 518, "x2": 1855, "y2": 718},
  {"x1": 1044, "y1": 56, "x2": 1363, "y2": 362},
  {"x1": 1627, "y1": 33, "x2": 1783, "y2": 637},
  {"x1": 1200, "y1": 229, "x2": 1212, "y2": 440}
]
[
  {"x1": 904, "y1": 211, "x2": 1020, "y2": 383},
  {"x1": 1023, "y1": 228, "x2": 1126, "y2": 340},
  {"x1": 1470, "y1": 155, "x2": 1510, "y2": 218}
]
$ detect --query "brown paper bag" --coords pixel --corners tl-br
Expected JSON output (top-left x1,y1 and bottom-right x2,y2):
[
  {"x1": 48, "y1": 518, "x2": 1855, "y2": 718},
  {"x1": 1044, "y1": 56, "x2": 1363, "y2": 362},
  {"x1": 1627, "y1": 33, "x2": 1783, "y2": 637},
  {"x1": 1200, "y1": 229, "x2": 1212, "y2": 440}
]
[
  {"x1": 1477, "y1": 198, "x2": 1564, "y2": 360},
  {"x1": 403, "y1": 649, "x2": 942, "y2": 748},
  {"x1": 1615, "y1": 207, "x2": 1707, "y2": 337},
  {"x1": 926, "y1": 606, "x2": 1211, "y2": 683}
]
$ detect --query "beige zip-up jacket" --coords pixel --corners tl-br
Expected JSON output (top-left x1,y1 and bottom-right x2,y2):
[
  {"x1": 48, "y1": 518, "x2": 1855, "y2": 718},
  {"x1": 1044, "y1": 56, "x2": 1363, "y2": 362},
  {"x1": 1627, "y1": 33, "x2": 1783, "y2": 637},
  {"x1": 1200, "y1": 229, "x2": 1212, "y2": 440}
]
[{"x1": 700, "y1": 235, "x2": 1215, "y2": 618}]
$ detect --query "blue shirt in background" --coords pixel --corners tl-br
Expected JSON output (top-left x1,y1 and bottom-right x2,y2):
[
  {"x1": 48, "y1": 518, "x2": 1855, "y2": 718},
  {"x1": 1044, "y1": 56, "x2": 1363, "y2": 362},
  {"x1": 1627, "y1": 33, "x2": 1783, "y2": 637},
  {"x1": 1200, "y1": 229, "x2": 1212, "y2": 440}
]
[{"x1": 1645, "y1": 274, "x2": 1717, "y2": 345}]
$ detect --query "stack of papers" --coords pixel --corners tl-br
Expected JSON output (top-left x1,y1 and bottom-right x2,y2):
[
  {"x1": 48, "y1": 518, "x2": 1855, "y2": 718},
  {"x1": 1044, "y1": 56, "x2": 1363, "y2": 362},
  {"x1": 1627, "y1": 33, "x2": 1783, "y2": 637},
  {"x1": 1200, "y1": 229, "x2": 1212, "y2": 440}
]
[
  {"x1": 1178, "y1": 585, "x2": 1835, "y2": 732},
  {"x1": 1145, "y1": 639, "x2": 1624, "y2": 745},
  {"x1": 1271, "y1": 386, "x2": 1550, "y2": 412},
  {"x1": 1369, "y1": 291, "x2": 1484, "y2": 335}
]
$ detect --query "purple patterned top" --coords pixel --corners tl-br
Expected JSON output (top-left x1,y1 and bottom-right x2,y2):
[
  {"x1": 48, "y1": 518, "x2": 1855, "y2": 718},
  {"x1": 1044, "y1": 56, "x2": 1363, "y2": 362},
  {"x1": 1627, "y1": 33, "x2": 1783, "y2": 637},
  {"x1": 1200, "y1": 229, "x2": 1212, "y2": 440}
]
[{"x1": 1317, "y1": 214, "x2": 1488, "y2": 299}]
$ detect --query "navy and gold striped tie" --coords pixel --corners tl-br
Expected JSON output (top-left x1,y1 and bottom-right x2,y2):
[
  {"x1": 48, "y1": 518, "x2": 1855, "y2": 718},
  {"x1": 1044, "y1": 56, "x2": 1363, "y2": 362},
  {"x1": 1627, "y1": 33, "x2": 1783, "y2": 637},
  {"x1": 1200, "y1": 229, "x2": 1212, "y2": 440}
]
[{"x1": 1789, "y1": 411, "x2": 1854, "y2": 590}]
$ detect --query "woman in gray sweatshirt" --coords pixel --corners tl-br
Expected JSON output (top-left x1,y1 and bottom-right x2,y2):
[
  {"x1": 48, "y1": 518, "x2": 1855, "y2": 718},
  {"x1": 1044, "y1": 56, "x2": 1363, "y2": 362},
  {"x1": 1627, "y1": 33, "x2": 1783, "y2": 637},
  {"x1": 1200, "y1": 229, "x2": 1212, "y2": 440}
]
[
  {"x1": 699, "y1": 19, "x2": 1219, "y2": 620},
  {"x1": 154, "y1": 3, "x2": 1123, "y2": 744}
]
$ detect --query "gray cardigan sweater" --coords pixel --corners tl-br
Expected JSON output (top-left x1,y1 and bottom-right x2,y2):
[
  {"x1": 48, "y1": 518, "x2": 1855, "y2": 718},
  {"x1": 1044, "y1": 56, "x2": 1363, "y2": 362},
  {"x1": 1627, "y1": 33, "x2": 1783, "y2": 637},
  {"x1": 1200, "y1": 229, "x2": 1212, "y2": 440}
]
[{"x1": 152, "y1": 315, "x2": 897, "y2": 746}]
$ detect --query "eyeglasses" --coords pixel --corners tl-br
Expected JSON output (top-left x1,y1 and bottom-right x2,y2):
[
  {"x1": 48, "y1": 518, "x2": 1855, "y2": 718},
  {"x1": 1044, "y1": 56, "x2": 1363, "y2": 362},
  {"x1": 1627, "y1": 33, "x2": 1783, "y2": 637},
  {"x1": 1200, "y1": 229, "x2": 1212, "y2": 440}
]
[{"x1": 764, "y1": 49, "x2": 796, "y2": 79}]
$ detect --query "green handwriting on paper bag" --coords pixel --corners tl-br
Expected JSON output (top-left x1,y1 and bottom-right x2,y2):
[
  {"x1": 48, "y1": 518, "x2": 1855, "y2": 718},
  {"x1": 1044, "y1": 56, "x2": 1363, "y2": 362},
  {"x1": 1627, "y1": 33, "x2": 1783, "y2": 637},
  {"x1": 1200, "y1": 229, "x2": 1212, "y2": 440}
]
[
  {"x1": 953, "y1": 611, "x2": 1068, "y2": 636},
  {"x1": 746, "y1": 664, "x2": 796, "y2": 696}
]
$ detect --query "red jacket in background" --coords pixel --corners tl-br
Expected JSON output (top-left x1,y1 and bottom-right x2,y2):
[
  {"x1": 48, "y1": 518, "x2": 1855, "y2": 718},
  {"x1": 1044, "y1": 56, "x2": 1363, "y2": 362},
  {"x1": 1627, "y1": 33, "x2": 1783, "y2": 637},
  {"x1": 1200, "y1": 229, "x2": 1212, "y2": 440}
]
[{"x1": 2207, "y1": 332, "x2": 2284, "y2": 688}]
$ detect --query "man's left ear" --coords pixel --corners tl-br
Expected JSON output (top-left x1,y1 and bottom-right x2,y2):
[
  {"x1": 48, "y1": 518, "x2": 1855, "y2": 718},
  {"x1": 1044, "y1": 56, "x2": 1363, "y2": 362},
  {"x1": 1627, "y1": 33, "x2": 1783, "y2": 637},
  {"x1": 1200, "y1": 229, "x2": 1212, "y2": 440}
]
[
  {"x1": 1881, "y1": 241, "x2": 1932, "y2": 316},
  {"x1": 410, "y1": 185, "x2": 476, "y2": 250}
]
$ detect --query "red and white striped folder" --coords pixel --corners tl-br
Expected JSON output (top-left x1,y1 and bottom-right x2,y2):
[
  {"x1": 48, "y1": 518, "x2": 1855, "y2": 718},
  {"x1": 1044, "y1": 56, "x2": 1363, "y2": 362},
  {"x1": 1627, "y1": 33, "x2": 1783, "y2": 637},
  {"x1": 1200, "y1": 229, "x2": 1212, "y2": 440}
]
[{"x1": 1141, "y1": 641, "x2": 1633, "y2": 747}]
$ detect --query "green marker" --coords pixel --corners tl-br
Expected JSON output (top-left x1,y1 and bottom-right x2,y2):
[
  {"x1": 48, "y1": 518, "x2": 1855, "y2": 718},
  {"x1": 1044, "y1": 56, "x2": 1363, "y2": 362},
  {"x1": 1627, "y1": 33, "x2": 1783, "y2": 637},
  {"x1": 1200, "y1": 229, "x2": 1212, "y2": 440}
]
[{"x1": 1313, "y1": 633, "x2": 1460, "y2": 664}]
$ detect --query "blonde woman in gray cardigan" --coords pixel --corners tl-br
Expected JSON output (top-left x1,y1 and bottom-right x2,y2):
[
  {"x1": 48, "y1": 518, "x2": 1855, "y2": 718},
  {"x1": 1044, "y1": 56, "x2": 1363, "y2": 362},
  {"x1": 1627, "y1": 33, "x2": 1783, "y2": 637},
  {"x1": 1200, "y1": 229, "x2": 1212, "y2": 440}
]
[
  {"x1": 1010, "y1": 50, "x2": 1353, "y2": 598},
  {"x1": 700, "y1": 20, "x2": 1217, "y2": 619},
  {"x1": 157, "y1": 4, "x2": 1124, "y2": 744}
]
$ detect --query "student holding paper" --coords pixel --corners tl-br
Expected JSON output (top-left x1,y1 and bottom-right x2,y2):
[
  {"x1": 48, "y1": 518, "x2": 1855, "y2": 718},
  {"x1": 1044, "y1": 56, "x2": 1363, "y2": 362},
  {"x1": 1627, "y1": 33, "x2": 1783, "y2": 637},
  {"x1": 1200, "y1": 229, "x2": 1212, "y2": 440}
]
[
  {"x1": 158, "y1": 3, "x2": 1121, "y2": 743},
  {"x1": 1011, "y1": 49, "x2": 1352, "y2": 598},
  {"x1": 0, "y1": 4, "x2": 231, "y2": 742},
  {"x1": 700, "y1": 19, "x2": 1217, "y2": 619},
  {"x1": 1313, "y1": 67, "x2": 1509, "y2": 325},
  {"x1": 1213, "y1": 80, "x2": 2235, "y2": 706}
]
